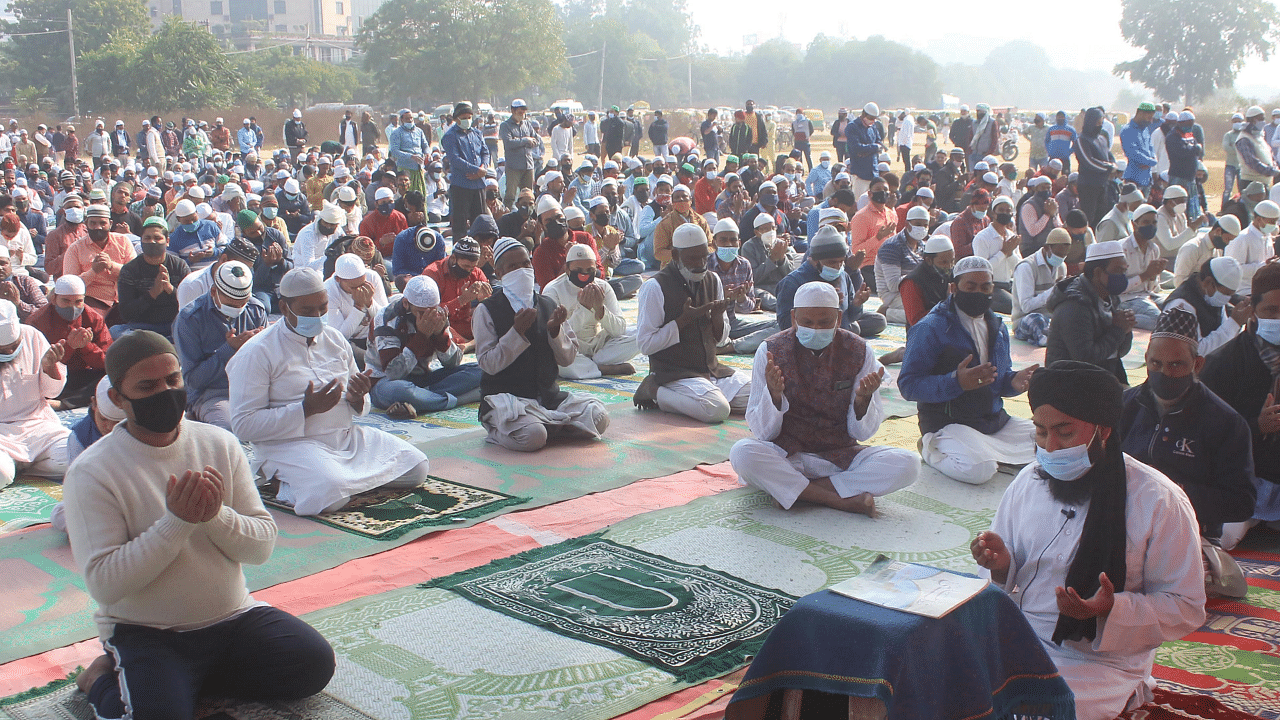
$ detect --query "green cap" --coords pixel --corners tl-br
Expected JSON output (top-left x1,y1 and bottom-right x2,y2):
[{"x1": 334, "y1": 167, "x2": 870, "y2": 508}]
[
  {"x1": 725, "y1": 155, "x2": 739, "y2": 163},
  {"x1": 680, "y1": 163, "x2": 696, "y2": 174},
  {"x1": 1137, "y1": 102, "x2": 1157, "y2": 112},
  {"x1": 611, "y1": 105, "x2": 620, "y2": 112},
  {"x1": 742, "y1": 153, "x2": 756, "y2": 161},
  {"x1": 633, "y1": 177, "x2": 649, "y2": 186},
  {"x1": 236, "y1": 209, "x2": 259, "y2": 229},
  {"x1": 142, "y1": 215, "x2": 169, "y2": 231},
  {"x1": 216, "y1": 174, "x2": 231, "y2": 185}
]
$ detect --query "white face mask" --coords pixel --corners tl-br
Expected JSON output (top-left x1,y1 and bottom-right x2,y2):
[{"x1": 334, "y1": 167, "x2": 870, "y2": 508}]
[
  {"x1": 217, "y1": 301, "x2": 246, "y2": 318},
  {"x1": 907, "y1": 225, "x2": 927, "y2": 241},
  {"x1": 1264, "y1": 223, "x2": 1278, "y2": 236},
  {"x1": 502, "y1": 266, "x2": 537, "y2": 310},
  {"x1": 759, "y1": 230, "x2": 777, "y2": 246}
]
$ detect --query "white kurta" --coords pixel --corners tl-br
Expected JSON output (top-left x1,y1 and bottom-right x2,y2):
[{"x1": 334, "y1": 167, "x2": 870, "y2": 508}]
[
  {"x1": 971, "y1": 225, "x2": 1022, "y2": 283},
  {"x1": 226, "y1": 320, "x2": 427, "y2": 516},
  {"x1": 982, "y1": 456, "x2": 1206, "y2": 720},
  {"x1": 176, "y1": 264, "x2": 214, "y2": 310},
  {"x1": 1225, "y1": 225, "x2": 1275, "y2": 296},
  {"x1": 732, "y1": 341, "x2": 918, "y2": 507},
  {"x1": 290, "y1": 223, "x2": 331, "y2": 271},
  {"x1": 325, "y1": 270, "x2": 389, "y2": 341},
  {"x1": 543, "y1": 273, "x2": 638, "y2": 379},
  {"x1": 0, "y1": 325, "x2": 69, "y2": 486}
]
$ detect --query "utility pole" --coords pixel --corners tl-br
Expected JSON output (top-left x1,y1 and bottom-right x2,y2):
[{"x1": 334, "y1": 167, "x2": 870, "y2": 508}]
[
  {"x1": 687, "y1": 56, "x2": 692, "y2": 106},
  {"x1": 597, "y1": 39, "x2": 605, "y2": 111},
  {"x1": 67, "y1": 8, "x2": 78, "y2": 119}
]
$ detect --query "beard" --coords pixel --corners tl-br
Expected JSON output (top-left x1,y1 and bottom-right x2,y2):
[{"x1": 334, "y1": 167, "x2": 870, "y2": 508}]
[{"x1": 1036, "y1": 438, "x2": 1116, "y2": 506}]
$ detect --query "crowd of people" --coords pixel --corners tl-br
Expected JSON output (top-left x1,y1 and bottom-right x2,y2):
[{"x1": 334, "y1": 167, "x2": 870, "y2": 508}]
[{"x1": 0, "y1": 94, "x2": 1276, "y2": 720}]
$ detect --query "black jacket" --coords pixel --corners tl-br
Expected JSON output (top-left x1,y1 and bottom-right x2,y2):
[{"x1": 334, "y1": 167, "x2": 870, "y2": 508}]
[
  {"x1": 1045, "y1": 275, "x2": 1131, "y2": 382},
  {"x1": 648, "y1": 119, "x2": 669, "y2": 145},
  {"x1": 1074, "y1": 108, "x2": 1116, "y2": 186},
  {"x1": 1202, "y1": 328, "x2": 1280, "y2": 485},
  {"x1": 1120, "y1": 381, "x2": 1257, "y2": 537}
]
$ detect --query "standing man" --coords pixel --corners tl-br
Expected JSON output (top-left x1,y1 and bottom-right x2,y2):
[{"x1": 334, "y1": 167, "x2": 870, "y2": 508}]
[
  {"x1": 601, "y1": 107, "x2": 625, "y2": 158},
  {"x1": 1120, "y1": 102, "x2": 1158, "y2": 193},
  {"x1": 583, "y1": 111, "x2": 600, "y2": 157},
  {"x1": 846, "y1": 103, "x2": 884, "y2": 199},
  {"x1": 1045, "y1": 111, "x2": 1078, "y2": 173},
  {"x1": 793, "y1": 109, "x2": 815, "y2": 170},
  {"x1": 701, "y1": 108, "x2": 722, "y2": 164},
  {"x1": 339, "y1": 110, "x2": 359, "y2": 152},
  {"x1": 388, "y1": 108, "x2": 429, "y2": 196},
  {"x1": 648, "y1": 110, "x2": 669, "y2": 158},
  {"x1": 831, "y1": 108, "x2": 851, "y2": 163},
  {"x1": 1166, "y1": 111, "x2": 1204, "y2": 220},
  {"x1": 284, "y1": 110, "x2": 308, "y2": 155},
  {"x1": 441, "y1": 102, "x2": 490, "y2": 242},
  {"x1": 500, "y1": 99, "x2": 538, "y2": 207},
  {"x1": 949, "y1": 105, "x2": 973, "y2": 160},
  {"x1": 1237, "y1": 106, "x2": 1277, "y2": 193}
]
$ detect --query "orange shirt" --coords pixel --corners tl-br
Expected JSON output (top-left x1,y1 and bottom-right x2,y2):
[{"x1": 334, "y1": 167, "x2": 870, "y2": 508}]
[
  {"x1": 62, "y1": 232, "x2": 136, "y2": 306},
  {"x1": 847, "y1": 203, "x2": 895, "y2": 264}
]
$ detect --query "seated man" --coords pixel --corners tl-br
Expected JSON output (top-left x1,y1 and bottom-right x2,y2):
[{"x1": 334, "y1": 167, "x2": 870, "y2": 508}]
[
  {"x1": 741, "y1": 210, "x2": 804, "y2": 310},
  {"x1": 166, "y1": 198, "x2": 221, "y2": 269},
  {"x1": 730, "y1": 281, "x2": 918, "y2": 515},
  {"x1": 0, "y1": 299, "x2": 70, "y2": 488},
  {"x1": 325, "y1": 254, "x2": 389, "y2": 369},
  {"x1": 367, "y1": 275, "x2": 482, "y2": 417},
  {"x1": 1173, "y1": 214, "x2": 1239, "y2": 289},
  {"x1": 1118, "y1": 203, "x2": 1167, "y2": 330},
  {"x1": 60, "y1": 203, "x2": 135, "y2": 315},
  {"x1": 775, "y1": 225, "x2": 885, "y2": 338},
  {"x1": 1201, "y1": 261, "x2": 1280, "y2": 548},
  {"x1": 1163, "y1": 256, "x2": 1249, "y2": 356},
  {"x1": 899, "y1": 235, "x2": 955, "y2": 327},
  {"x1": 973, "y1": 361, "x2": 1205, "y2": 720},
  {"x1": 1011, "y1": 227, "x2": 1071, "y2": 347},
  {"x1": 112, "y1": 216, "x2": 191, "y2": 340},
  {"x1": 173, "y1": 261, "x2": 267, "y2": 430},
  {"x1": 66, "y1": 375, "x2": 125, "y2": 463},
  {"x1": 65, "y1": 331, "x2": 335, "y2": 719},
  {"x1": 898, "y1": 256, "x2": 1038, "y2": 484},
  {"x1": 235, "y1": 210, "x2": 292, "y2": 312},
  {"x1": 26, "y1": 275, "x2": 113, "y2": 410},
  {"x1": 634, "y1": 224, "x2": 751, "y2": 423},
  {"x1": 543, "y1": 243, "x2": 638, "y2": 379},
  {"x1": 1121, "y1": 307, "x2": 1256, "y2": 597},
  {"x1": 0, "y1": 245, "x2": 47, "y2": 320},
  {"x1": 227, "y1": 267, "x2": 431, "y2": 516},
  {"x1": 1045, "y1": 240, "x2": 1135, "y2": 383},
  {"x1": 176, "y1": 236, "x2": 260, "y2": 309},
  {"x1": 708, "y1": 218, "x2": 777, "y2": 355},
  {"x1": 424, "y1": 236, "x2": 490, "y2": 345},
  {"x1": 473, "y1": 238, "x2": 610, "y2": 451},
  {"x1": 969, "y1": 195, "x2": 1021, "y2": 314},
  {"x1": 874, "y1": 205, "x2": 928, "y2": 324}
]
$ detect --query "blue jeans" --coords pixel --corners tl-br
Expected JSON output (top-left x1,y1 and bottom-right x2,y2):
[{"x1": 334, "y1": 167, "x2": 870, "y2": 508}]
[
  {"x1": 109, "y1": 321, "x2": 173, "y2": 340},
  {"x1": 1169, "y1": 175, "x2": 1201, "y2": 220},
  {"x1": 370, "y1": 364, "x2": 482, "y2": 413},
  {"x1": 613, "y1": 257, "x2": 645, "y2": 275}
]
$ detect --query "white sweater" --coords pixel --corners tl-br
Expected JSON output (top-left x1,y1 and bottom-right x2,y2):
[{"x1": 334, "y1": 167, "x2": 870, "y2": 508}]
[{"x1": 64, "y1": 420, "x2": 277, "y2": 641}]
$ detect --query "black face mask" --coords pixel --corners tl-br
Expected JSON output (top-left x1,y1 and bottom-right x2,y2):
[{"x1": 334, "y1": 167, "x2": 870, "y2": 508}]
[
  {"x1": 125, "y1": 387, "x2": 186, "y2": 434},
  {"x1": 87, "y1": 228, "x2": 109, "y2": 243},
  {"x1": 1148, "y1": 370, "x2": 1194, "y2": 402},
  {"x1": 1210, "y1": 232, "x2": 1227, "y2": 250},
  {"x1": 1136, "y1": 224, "x2": 1157, "y2": 241},
  {"x1": 870, "y1": 190, "x2": 888, "y2": 204},
  {"x1": 1036, "y1": 189, "x2": 1051, "y2": 200},
  {"x1": 593, "y1": 211, "x2": 609, "y2": 225},
  {"x1": 448, "y1": 260, "x2": 470, "y2": 279},
  {"x1": 994, "y1": 212, "x2": 1013, "y2": 225},
  {"x1": 954, "y1": 290, "x2": 992, "y2": 317},
  {"x1": 141, "y1": 242, "x2": 167, "y2": 258},
  {"x1": 568, "y1": 269, "x2": 597, "y2": 288},
  {"x1": 545, "y1": 218, "x2": 567, "y2": 239}
]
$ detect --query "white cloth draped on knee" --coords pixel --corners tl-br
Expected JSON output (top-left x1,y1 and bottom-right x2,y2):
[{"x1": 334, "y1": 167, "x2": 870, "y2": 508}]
[
  {"x1": 559, "y1": 332, "x2": 639, "y2": 380},
  {"x1": 481, "y1": 391, "x2": 608, "y2": 448},
  {"x1": 0, "y1": 325, "x2": 70, "y2": 487},
  {"x1": 922, "y1": 415, "x2": 1036, "y2": 485},
  {"x1": 226, "y1": 321, "x2": 428, "y2": 516},
  {"x1": 655, "y1": 374, "x2": 750, "y2": 423}
]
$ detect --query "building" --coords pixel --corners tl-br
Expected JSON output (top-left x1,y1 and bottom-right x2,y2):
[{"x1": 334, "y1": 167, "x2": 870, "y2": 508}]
[{"x1": 149, "y1": 0, "x2": 356, "y2": 63}]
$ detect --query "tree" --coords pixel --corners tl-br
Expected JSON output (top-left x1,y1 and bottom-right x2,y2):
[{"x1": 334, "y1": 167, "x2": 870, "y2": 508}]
[
  {"x1": 233, "y1": 48, "x2": 366, "y2": 109},
  {"x1": 1114, "y1": 0, "x2": 1279, "y2": 107},
  {"x1": 0, "y1": 0, "x2": 149, "y2": 111},
  {"x1": 739, "y1": 39, "x2": 802, "y2": 107},
  {"x1": 357, "y1": 0, "x2": 566, "y2": 107}
]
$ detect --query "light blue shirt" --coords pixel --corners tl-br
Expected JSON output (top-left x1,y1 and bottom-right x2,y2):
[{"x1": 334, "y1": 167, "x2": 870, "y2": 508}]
[{"x1": 389, "y1": 124, "x2": 429, "y2": 170}]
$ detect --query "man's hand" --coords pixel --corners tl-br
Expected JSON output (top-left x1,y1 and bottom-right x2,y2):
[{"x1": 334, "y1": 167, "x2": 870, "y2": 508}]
[
  {"x1": 846, "y1": 249, "x2": 867, "y2": 272},
  {"x1": 1230, "y1": 298, "x2": 1252, "y2": 325},
  {"x1": 91, "y1": 252, "x2": 111, "y2": 273},
  {"x1": 520, "y1": 217, "x2": 539, "y2": 239},
  {"x1": 856, "y1": 367, "x2": 884, "y2": 403},
  {"x1": 1055, "y1": 572, "x2": 1116, "y2": 620},
  {"x1": 578, "y1": 283, "x2": 605, "y2": 313},
  {"x1": 263, "y1": 243, "x2": 284, "y2": 266},
  {"x1": 303, "y1": 378, "x2": 343, "y2": 417},
  {"x1": 875, "y1": 223, "x2": 894, "y2": 240},
  {"x1": 41, "y1": 341, "x2": 66, "y2": 379},
  {"x1": 768, "y1": 237, "x2": 788, "y2": 262},
  {"x1": 1044, "y1": 198, "x2": 1058, "y2": 216},
  {"x1": 725, "y1": 283, "x2": 749, "y2": 302},
  {"x1": 970, "y1": 531, "x2": 1011, "y2": 584},
  {"x1": 166, "y1": 470, "x2": 218, "y2": 524},
  {"x1": 547, "y1": 304, "x2": 568, "y2": 337},
  {"x1": 198, "y1": 466, "x2": 225, "y2": 523},
  {"x1": 1260, "y1": 393, "x2": 1280, "y2": 435},
  {"x1": 1139, "y1": 258, "x2": 1167, "y2": 282},
  {"x1": 150, "y1": 264, "x2": 173, "y2": 298},
  {"x1": 225, "y1": 326, "x2": 262, "y2": 351},
  {"x1": 600, "y1": 225, "x2": 622, "y2": 250},
  {"x1": 676, "y1": 297, "x2": 711, "y2": 328},
  {"x1": 350, "y1": 282, "x2": 375, "y2": 311},
  {"x1": 466, "y1": 169, "x2": 485, "y2": 181},
  {"x1": 765, "y1": 350, "x2": 785, "y2": 410},
  {"x1": 480, "y1": 243, "x2": 495, "y2": 267},
  {"x1": 378, "y1": 232, "x2": 397, "y2": 250},
  {"x1": 512, "y1": 307, "x2": 538, "y2": 336},
  {"x1": 956, "y1": 354, "x2": 997, "y2": 391},
  {"x1": 65, "y1": 327, "x2": 93, "y2": 350},
  {"x1": 415, "y1": 306, "x2": 449, "y2": 337},
  {"x1": 0, "y1": 280, "x2": 18, "y2": 304},
  {"x1": 1001, "y1": 233, "x2": 1021, "y2": 256},
  {"x1": 346, "y1": 369, "x2": 373, "y2": 404},
  {"x1": 1113, "y1": 308, "x2": 1137, "y2": 333},
  {"x1": 852, "y1": 284, "x2": 872, "y2": 306},
  {"x1": 1011, "y1": 363, "x2": 1040, "y2": 393},
  {"x1": 1191, "y1": 214, "x2": 1207, "y2": 230}
]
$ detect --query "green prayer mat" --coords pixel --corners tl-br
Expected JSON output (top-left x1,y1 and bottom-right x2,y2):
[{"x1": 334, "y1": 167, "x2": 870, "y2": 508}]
[
  {"x1": 425, "y1": 536, "x2": 796, "y2": 683},
  {"x1": 0, "y1": 480, "x2": 61, "y2": 535},
  {"x1": 0, "y1": 677, "x2": 374, "y2": 720},
  {"x1": 259, "y1": 476, "x2": 528, "y2": 541}
]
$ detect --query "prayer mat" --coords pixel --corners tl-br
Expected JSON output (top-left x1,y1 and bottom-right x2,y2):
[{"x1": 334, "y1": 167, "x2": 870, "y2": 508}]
[
  {"x1": 425, "y1": 535, "x2": 796, "y2": 683},
  {"x1": 259, "y1": 476, "x2": 528, "y2": 541},
  {"x1": 1118, "y1": 687, "x2": 1271, "y2": 720},
  {"x1": 0, "y1": 480, "x2": 61, "y2": 535},
  {"x1": 0, "y1": 678, "x2": 374, "y2": 720}
]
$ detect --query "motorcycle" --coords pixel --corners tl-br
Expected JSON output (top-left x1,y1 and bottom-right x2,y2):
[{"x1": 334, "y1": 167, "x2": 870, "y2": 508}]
[{"x1": 1000, "y1": 127, "x2": 1020, "y2": 161}]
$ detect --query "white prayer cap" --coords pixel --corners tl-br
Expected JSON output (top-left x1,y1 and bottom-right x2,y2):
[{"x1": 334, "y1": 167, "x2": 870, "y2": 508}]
[
  {"x1": 1178, "y1": 110, "x2": 1195, "y2": 122},
  {"x1": 1131, "y1": 203, "x2": 1157, "y2": 220},
  {"x1": 819, "y1": 150, "x2": 832, "y2": 160},
  {"x1": 275, "y1": 169, "x2": 290, "y2": 179},
  {"x1": 1246, "y1": 105, "x2": 1266, "y2": 119},
  {"x1": 247, "y1": 193, "x2": 261, "y2": 203},
  {"x1": 1085, "y1": 240, "x2": 1125, "y2": 262},
  {"x1": 278, "y1": 267, "x2": 326, "y2": 298},
  {"x1": 336, "y1": 186, "x2": 357, "y2": 203},
  {"x1": 563, "y1": 206, "x2": 585, "y2": 223},
  {"x1": 565, "y1": 243, "x2": 597, "y2": 263},
  {"x1": 915, "y1": 187, "x2": 935, "y2": 199},
  {"x1": 589, "y1": 196, "x2": 609, "y2": 209},
  {"x1": 1257, "y1": 200, "x2": 1280, "y2": 219},
  {"x1": 991, "y1": 195, "x2": 1014, "y2": 210},
  {"x1": 196, "y1": 203, "x2": 213, "y2": 220},
  {"x1": 334, "y1": 254, "x2": 367, "y2": 280},
  {"x1": 283, "y1": 178, "x2": 300, "y2": 194},
  {"x1": 672, "y1": 223, "x2": 708, "y2": 249},
  {"x1": 906, "y1": 205, "x2": 930, "y2": 222},
  {"x1": 1216, "y1": 213, "x2": 1242, "y2": 236},
  {"x1": 1163, "y1": 184, "x2": 1187, "y2": 199},
  {"x1": 222, "y1": 183, "x2": 244, "y2": 199},
  {"x1": 758, "y1": 180, "x2": 776, "y2": 192},
  {"x1": 863, "y1": 102, "x2": 879, "y2": 116},
  {"x1": 174, "y1": 199, "x2": 197, "y2": 217},
  {"x1": 94, "y1": 375, "x2": 127, "y2": 422},
  {"x1": 818, "y1": 207, "x2": 848, "y2": 226},
  {"x1": 293, "y1": 109, "x2": 302, "y2": 118},
  {"x1": 1120, "y1": 186, "x2": 1145, "y2": 204},
  {"x1": 673, "y1": 184, "x2": 691, "y2": 196},
  {"x1": 403, "y1": 275, "x2": 440, "y2": 308},
  {"x1": 1048, "y1": 158, "x2": 1063, "y2": 169},
  {"x1": 374, "y1": 187, "x2": 394, "y2": 202},
  {"x1": 877, "y1": 162, "x2": 891, "y2": 173},
  {"x1": 703, "y1": 212, "x2": 719, "y2": 227},
  {"x1": 713, "y1": 218, "x2": 739, "y2": 236},
  {"x1": 214, "y1": 260, "x2": 254, "y2": 300},
  {"x1": 536, "y1": 193, "x2": 562, "y2": 216},
  {"x1": 794, "y1": 281, "x2": 841, "y2": 310},
  {"x1": 600, "y1": 177, "x2": 618, "y2": 188},
  {"x1": 334, "y1": 165, "x2": 350, "y2": 179},
  {"x1": 923, "y1": 235, "x2": 953, "y2": 254},
  {"x1": 0, "y1": 299, "x2": 19, "y2": 345},
  {"x1": 537, "y1": 171, "x2": 562, "y2": 190},
  {"x1": 835, "y1": 172, "x2": 851, "y2": 182},
  {"x1": 973, "y1": 161, "x2": 989, "y2": 172},
  {"x1": 753, "y1": 213, "x2": 776, "y2": 228},
  {"x1": 187, "y1": 186, "x2": 206, "y2": 200},
  {"x1": 318, "y1": 203, "x2": 346, "y2": 224},
  {"x1": 953, "y1": 255, "x2": 992, "y2": 278},
  {"x1": 1210, "y1": 256, "x2": 1243, "y2": 292},
  {"x1": 982, "y1": 171, "x2": 1000, "y2": 185},
  {"x1": 54, "y1": 274, "x2": 86, "y2": 296},
  {"x1": 1029, "y1": 175, "x2": 1052, "y2": 188}
]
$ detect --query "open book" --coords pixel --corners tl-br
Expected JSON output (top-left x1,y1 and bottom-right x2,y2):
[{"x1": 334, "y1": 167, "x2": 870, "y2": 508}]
[{"x1": 829, "y1": 556, "x2": 989, "y2": 619}]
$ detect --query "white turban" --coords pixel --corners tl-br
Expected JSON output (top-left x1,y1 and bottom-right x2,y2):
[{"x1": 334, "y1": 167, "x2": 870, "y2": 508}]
[
  {"x1": 54, "y1": 275, "x2": 86, "y2": 296},
  {"x1": 403, "y1": 275, "x2": 440, "y2": 308},
  {"x1": 318, "y1": 203, "x2": 346, "y2": 225},
  {"x1": 794, "y1": 281, "x2": 840, "y2": 309}
]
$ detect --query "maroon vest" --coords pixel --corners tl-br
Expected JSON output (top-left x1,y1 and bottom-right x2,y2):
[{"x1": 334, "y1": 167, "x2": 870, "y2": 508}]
[{"x1": 766, "y1": 328, "x2": 868, "y2": 468}]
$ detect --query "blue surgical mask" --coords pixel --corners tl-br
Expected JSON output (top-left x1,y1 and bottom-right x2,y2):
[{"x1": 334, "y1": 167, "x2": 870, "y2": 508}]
[
  {"x1": 1206, "y1": 290, "x2": 1231, "y2": 307},
  {"x1": 820, "y1": 265, "x2": 843, "y2": 281},
  {"x1": 290, "y1": 312, "x2": 326, "y2": 338},
  {"x1": 0, "y1": 341, "x2": 19, "y2": 363},
  {"x1": 971, "y1": 209, "x2": 986, "y2": 219},
  {"x1": 181, "y1": 222, "x2": 198, "y2": 233},
  {"x1": 1045, "y1": 252, "x2": 1065, "y2": 268},
  {"x1": 1257, "y1": 318, "x2": 1280, "y2": 345},
  {"x1": 1035, "y1": 427, "x2": 1097, "y2": 482},
  {"x1": 796, "y1": 325, "x2": 835, "y2": 351},
  {"x1": 716, "y1": 246, "x2": 739, "y2": 262},
  {"x1": 261, "y1": 206, "x2": 277, "y2": 220}
]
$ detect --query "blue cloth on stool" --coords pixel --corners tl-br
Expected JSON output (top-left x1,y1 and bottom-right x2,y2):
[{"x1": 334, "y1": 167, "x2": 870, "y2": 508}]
[{"x1": 730, "y1": 583, "x2": 1075, "y2": 720}]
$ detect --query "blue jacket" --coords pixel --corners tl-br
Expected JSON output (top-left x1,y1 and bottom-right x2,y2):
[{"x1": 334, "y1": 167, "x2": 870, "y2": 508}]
[
  {"x1": 167, "y1": 218, "x2": 222, "y2": 260},
  {"x1": 897, "y1": 296, "x2": 1019, "y2": 435},
  {"x1": 173, "y1": 291, "x2": 267, "y2": 405},
  {"x1": 237, "y1": 127, "x2": 257, "y2": 155},
  {"x1": 1120, "y1": 120, "x2": 1157, "y2": 186},
  {"x1": 1044, "y1": 122, "x2": 1077, "y2": 159},
  {"x1": 845, "y1": 120, "x2": 882, "y2": 181},
  {"x1": 774, "y1": 261, "x2": 866, "y2": 332},
  {"x1": 441, "y1": 125, "x2": 490, "y2": 190},
  {"x1": 391, "y1": 225, "x2": 445, "y2": 278},
  {"x1": 806, "y1": 163, "x2": 832, "y2": 198},
  {"x1": 389, "y1": 125, "x2": 429, "y2": 171}
]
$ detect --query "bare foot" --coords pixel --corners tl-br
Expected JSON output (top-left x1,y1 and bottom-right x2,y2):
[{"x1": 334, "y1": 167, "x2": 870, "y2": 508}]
[
  {"x1": 47, "y1": 399, "x2": 64, "y2": 411},
  {"x1": 878, "y1": 347, "x2": 904, "y2": 366},
  {"x1": 836, "y1": 492, "x2": 876, "y2": 517},
  {"x1": 76, "y1": 654, "x2": 113, "y2": 694},
  {"x1": 598, "y1": 363, "x2": 635, "y2": 376}
]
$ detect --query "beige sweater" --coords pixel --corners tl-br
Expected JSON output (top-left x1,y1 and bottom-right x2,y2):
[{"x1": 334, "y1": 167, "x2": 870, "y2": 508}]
[{"x1": 64, "y1": 420, "x2": 277, "y2": 641}]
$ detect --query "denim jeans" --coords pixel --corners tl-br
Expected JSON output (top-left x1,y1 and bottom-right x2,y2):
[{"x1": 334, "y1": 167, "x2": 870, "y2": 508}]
[
  {"x1": 370, "y1": 363, "x2": 482, "y2": 413},
  {"x1": 1168, "y1": 175, "x2": 1201, "y2": 220},
  {"x1": 109, "y1": 321, "x2": 173, "y2": 340}
]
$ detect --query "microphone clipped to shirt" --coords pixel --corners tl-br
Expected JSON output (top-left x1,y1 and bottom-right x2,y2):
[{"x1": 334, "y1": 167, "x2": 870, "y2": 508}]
[{"x1": 1061, "y1": 508, "x2": 1076, "y2": 520}]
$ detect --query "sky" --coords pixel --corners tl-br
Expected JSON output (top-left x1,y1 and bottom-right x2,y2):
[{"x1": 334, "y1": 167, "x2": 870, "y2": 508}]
[{"x1": 684, "y1": 0, "x2": 1280, "y2": 99}]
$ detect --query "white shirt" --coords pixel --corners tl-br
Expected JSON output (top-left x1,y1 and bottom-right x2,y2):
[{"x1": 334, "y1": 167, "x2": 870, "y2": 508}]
[
  {"x1": 176, "y1": 264, "x2": 215, "y2": 309},
  {"x1": 895, "y1": 115, "x2": 915, "y2": 148},
  {"x1": 982, "y1": 456, "x2": 1205, "y2": 720},
  {"x1": 551, "y1": 125, "x2": 574, "y2": 162},
  {"x1": 543, "y1": 273, "x2": 627, "y2": 352},
  {"x1": 583, "y1": 120, "x2": 599, "y2": 145},
  {"x1": 996, "y1": 178, "x2": 1024, "y2": 204},
  {"x1": 636, "y1": 273, "x2": 730, "y2": 356},
  {"x1": 290, "y1": 222, "x2": 332, "y2": 271},
  {"x1": 1119, "y1": 235, "x2": 1163, "y2": 301},
  {"x1": 0, "y1": 325, "x2": 68, "y2": 466},
  {"x1": 1012, "y1": 250, "x2": 1067, "y2": 319},
  {"x1": 971, "y1": 224, "x2": 1021, "y2": 283},
  {"x1": 325, "y1": 269, "x2": 389, "y2": 341},
  {"x1": 957, "y1": 309, "x2": 990, "y2": 365},
  {"x1": 471, "y1": 298, "x2": 579, "y2": 376},
  {"x1": 1171, "y1": 229, "x2": 1220, "y2": 288},
  {"x1": 1152, "y1": 127, "x2": 1169, "y2": 175},
  {"x1": 1154, "y1": 207, "x2": 1194, "y2": 257},
  {"x1": 1225, "y1": 223, "x2": 1275, "y2": 295}
]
